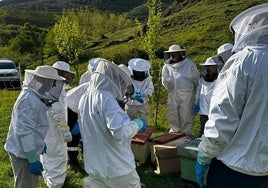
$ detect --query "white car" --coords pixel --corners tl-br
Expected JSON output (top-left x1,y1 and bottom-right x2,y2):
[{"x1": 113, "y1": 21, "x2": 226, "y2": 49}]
[{"x1": 0, "y1": 59, "x2": 21, "y2": 88}]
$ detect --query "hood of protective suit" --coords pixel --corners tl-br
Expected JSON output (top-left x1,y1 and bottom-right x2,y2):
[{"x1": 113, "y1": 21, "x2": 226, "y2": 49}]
[
  {"x1": 229, "y1": 3, "x2": 268, "y2": 47},
  {"x1": 232, "y1": 25, "x2": 268, "y2": 52},
  {"x1": 89, "y1": 60, "x2": 134, "y2": 101}
]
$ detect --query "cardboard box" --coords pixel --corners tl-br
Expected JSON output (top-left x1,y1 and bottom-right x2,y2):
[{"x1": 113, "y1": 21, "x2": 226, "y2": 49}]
[
  {"x1": 131, "y1": 126, "x2": 155, "y2": 163},
  {"x1": 177, "y1": 138, "x2": 208, "y2": 185},
  {"x1": 153, "y1": 145, "x2": 181, "y2": 174},
  {"x1": 149, "y1": 132, "x2": 185, "y2": 163}
]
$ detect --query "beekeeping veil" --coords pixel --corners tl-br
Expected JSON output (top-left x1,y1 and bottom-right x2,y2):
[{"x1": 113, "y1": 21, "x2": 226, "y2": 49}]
[
  {"x1": 229, "y1": 3, "x2": 268, "y2": 52},
  {"x1": 90, "y1": 59, "x2": 134, "y2": 102},
  {"x1": 23, "y1": 65, "x2": 65, "y2": 104}
]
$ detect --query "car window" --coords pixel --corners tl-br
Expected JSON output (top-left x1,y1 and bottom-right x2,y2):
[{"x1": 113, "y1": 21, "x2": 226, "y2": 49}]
[{"x1": 0, "y1": 62, "x2": 16, "y2": 69}]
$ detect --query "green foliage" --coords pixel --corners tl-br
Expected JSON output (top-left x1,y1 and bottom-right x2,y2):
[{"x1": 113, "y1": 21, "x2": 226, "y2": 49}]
[
  {"x1": 0, "y1": 23, "x2": 47, "y2": 70},
  {"x1": 142, "y1": 0, "x2": 163, "y2": 126},
  {"x1": 142, "y1": 0, "x2": 162, "y2": 60},
  {"x1": 73, "y1": 8, "x2": 134, "y2": 38},
  {"x1": 0, "y1": 90, "x2": 20, "y2": 187},
  {"x1": 0, "y1": 8, "x2": 58, "y2": 27},
  {"x1": 52, "y1": 13, "x2": 87, "y2": 75}
]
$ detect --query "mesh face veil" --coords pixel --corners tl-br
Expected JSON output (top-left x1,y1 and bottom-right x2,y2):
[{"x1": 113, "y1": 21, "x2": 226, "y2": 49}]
[
  {"x1": 23, "y1": 66, "x2": 65, "y2": 105},
  {"x1": 27, "y1": 75, "x2": 64, "y2": 103},
  {"x1": 94, "y1": 60, "x2": 134, "y2": 100},
  {"x1": 47, "y1": 80, "x2": 64, "y2": 102},
  {"x1": 229, "y1": 3, "x2": 268, "y2": 47}
]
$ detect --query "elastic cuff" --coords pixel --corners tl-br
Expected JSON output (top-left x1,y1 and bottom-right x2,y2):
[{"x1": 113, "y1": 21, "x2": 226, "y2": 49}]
[{"x1": 25, "y1": 150, "x2": 37, "y2": 163}]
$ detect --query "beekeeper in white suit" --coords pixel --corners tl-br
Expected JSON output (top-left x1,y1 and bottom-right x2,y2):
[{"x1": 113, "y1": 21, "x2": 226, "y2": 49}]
[
  {"x1": 125, "y1": 58, "x2": 154, "y2": 125},
  {"x1": 78, "y1": 59, "x2": 146, "y2": 188},
  {"x1": 40, "y1": 61, "x2": 74, "y2": 188},
  {"x1": 162, "y1": 44, "x2": 199, "y2": 139},
  {"x1": 79, "y1": 57, "x2": 104, "y2": 85},
  {"x1": 66, "y1": 57, "x2": 106, "y2": 172},
  {"x1": 196, "y1": 3, "x2": 268, "y2": 188},
  {"x1": 216, "y1": 43, "x2": 234, "y2": 64},
  {"x1": 194, "y1": 57, "x2": 222, "y2": 137},
  {"x1": 4, "y1": 65, "x2": 65, "y2": 188}
]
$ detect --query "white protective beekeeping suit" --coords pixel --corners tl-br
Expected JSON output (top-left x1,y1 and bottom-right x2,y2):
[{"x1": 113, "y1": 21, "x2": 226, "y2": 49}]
[
  {"x1": 78, "y1": 60, "x2": 143, "y2": 187},
  {"x1": 162, "y1": 45, "x2": 199, "y2": 137},
  {"x1": 199, "y1": 3, "x2": 268, "y2": 176},
  {"x1": 125, "y1": 58, "x2": 154, "y2": 124},
  {"x1": 195, "y1": 57, "x2": 222, "y2": 116},
  {"x1": 4, "y1": 66, "x2": 65, "y2": 188},
  {"x1": 40, "y1": 61, "x2": 74, "y2": 188},
  {"x1": 79, "y1": 57, "x2": 104, "y2": 85}
]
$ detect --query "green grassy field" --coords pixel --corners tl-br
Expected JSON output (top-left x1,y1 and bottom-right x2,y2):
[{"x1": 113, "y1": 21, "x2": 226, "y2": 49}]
[{"x1": 0, "y1": 89, "x2": 200, "y2": 188}]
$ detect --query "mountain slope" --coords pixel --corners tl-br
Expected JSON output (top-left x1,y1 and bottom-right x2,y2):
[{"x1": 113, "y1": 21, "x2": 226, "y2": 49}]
[{"x1": 0, "y1": 0, "x2": 173, "y2": 27}]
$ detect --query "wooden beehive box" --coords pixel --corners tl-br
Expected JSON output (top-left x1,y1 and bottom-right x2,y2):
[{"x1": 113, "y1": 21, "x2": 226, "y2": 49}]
[
  {"x1": 149, "y1": 132, "x2": 186, "y2": 163},
  {"x1": 148, "y1": 132, "x2": 186, "y2": 174},
  {"x1": 131, "y1": 126, "x2": 155, "y2": 163}
]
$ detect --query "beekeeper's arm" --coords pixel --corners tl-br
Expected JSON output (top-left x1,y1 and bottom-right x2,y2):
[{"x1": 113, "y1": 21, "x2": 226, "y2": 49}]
[
  {"x1": 192, "y1": 65, "x2": 200, "y2": 89},
  {"x1": 49, "y1": 94, "x2": 72, "y2": 142},
  {"x1": 66, "y1": 83, "x2": 89, "y2": 113},
  {"x1": 145, "y1": 76, "x2": 154, "y2": 96},
  {"x1": 161, "y1": 65, "x2": 174, "y2": 91},
  {"x1": 16, "y1": 98, "x2": 44, "y2": 175},
  {"x1": 194, "y1": 78, "x2": 202, "y2": 114},
  {"x1": 104, "y1": 97, "x2": 146, "y2": 142}
]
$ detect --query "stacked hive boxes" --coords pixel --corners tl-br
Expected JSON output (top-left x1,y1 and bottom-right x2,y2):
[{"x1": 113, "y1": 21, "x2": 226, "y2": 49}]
[{"x1": 149, "y1": 132, "x2": 186, "y2": 174}]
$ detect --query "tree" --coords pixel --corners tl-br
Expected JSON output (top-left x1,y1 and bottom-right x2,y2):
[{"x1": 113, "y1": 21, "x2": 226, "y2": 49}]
[
  {"x1": 142, "y1": 0, "x2": 162, "y2": 126},
  {"x1": 52, "y1": 13, "x2": 87, "y2": 76}
]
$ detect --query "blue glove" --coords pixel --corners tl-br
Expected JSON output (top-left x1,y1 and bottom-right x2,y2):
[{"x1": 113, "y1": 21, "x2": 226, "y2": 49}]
[
  {"x1": 133, "y1": 118, "x2": 147, "y2": 131},
  {"x1": 131, "y1": 92, "x2": 144, "y2": 103},
  {"x1": 195, "y1": 151, "x2": 212, "y2": 188},
  {"x1": 29, "y1": 160, "x2": 44, "y2": 176},
  {"x1": 25, "y1": 150, "x2": 43, "y2": 176},
  {"x1": 194, "y1": 104, "x2": 200, "y2": 114},
  {"x1": 71, "y1": 122, "x2": 80, "y2": 135},
  {"x1": 41, "y1": 144, "x2": 47, "y2": 155}
]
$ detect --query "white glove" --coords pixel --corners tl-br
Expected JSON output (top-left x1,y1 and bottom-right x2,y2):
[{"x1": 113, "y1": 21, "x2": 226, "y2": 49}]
[{"x1": 63, "y1": 130, "x2": 72, "y2": 142}]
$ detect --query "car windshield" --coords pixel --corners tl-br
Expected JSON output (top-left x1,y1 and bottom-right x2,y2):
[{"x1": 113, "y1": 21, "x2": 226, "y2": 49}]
[{"x1": 0, "y1": 62, "x2": 16, "y2": 69}]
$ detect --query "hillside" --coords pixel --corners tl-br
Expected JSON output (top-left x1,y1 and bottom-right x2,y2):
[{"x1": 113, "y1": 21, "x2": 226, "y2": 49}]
[
  {"x1": 0, "y1": 0, "x2": 147, "y2": 13},
  {"x1": 0, "y1": 0, "x2": 173, "y2": 27},
  {"x1": 86, "y1": 0, "x2": 268, "y2": 64}
]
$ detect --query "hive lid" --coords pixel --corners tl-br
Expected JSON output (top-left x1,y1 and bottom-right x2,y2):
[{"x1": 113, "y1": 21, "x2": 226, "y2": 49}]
[
  {"x1": 132, "y1": 126, "x2": 155, "y2": 144},
  {"x1": 149, "y1": 132, "x2": 185, "y2": 144}
]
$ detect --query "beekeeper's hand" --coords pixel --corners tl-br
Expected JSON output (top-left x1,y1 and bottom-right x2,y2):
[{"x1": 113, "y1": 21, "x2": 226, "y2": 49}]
[
  {"x1": 25, "y1": 150, "x2": 43, "y2": 176},
  {"x1": 63, "y1": 130, "x2": 72, "y2": 142},
  {"x1": 133, "y1": 118, "x2": 147, "y2": 131},
  {"x1": 131, "y1": 92, "x2": 144, "y2": 103},
  {"x1": 71, "y1": 122, "x2": 80, "y2": 136},
  {"x1": 29, "y1": 161, "x2": 44, "y2": 175},
  {"x1": 195, "y1": 151, "x2": 212, "y2": 188}
]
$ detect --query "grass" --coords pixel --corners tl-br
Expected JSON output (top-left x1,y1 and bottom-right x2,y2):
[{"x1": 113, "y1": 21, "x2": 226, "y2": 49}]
[{"x1": 0, "y1": 87, "x2": 200, "y2": 188}]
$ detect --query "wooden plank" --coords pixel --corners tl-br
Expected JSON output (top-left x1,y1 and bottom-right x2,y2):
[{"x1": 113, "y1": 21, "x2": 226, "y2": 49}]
[
  {"x1": 131, "y1": 125, "x2": 155, "y2": 145},
  {"x1": 149, "y1": 132, "x2": 185, "y2": 144}
]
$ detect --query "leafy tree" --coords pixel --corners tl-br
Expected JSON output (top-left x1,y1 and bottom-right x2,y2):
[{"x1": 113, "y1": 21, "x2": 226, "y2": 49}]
[
  {"x1": 142, "y1": 0, "x2": 162, "y2": 126},
  {"x1": 3, "y1": 23, "x2": 46, "y2": 69},
  {"x1": 52, "y1": 13, "x2": 87, "y2": 76}
]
